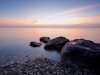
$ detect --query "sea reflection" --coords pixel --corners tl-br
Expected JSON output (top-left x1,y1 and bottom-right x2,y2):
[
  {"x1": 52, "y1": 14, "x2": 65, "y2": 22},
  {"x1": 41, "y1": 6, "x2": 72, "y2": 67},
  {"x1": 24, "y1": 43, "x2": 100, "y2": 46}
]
[{"x1": 0, "y1": 28, "x2": 100, "y2": 66}]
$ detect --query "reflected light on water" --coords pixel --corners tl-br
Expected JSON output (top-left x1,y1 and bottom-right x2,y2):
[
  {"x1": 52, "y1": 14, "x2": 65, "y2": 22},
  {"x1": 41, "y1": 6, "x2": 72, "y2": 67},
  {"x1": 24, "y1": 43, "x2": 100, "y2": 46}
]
[{"x1": 0, "y1": 28, "x2": 100, "y2": 66}]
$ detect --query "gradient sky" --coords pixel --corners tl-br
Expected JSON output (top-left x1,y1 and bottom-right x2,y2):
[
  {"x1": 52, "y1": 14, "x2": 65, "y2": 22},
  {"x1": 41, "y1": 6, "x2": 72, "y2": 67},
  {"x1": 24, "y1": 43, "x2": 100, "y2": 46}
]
[{"x1": 0, "y1": 0, "x2": 100, "y2": 27}]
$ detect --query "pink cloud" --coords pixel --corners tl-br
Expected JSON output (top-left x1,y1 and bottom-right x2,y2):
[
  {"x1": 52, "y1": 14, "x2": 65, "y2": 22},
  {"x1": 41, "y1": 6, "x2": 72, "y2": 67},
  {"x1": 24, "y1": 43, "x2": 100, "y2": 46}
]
[
  {"x1": 17, "y1": 20, "x2": 23, "y2": 22},
  {"x1": 0, "y1": 19, "x2": 12, "y2": 25},
  {"x1": 51, "y1": 3, "x2": 100, "y2": 17},
  {"x1": 87, "y1": 15, "x2": 100, "y2": 19},
  {"x1": 74, "y1": 3, "x2": 100, "y2": 11},
  {"x1": 75, "y1": 15, "x2": 100, "y2": 24}
]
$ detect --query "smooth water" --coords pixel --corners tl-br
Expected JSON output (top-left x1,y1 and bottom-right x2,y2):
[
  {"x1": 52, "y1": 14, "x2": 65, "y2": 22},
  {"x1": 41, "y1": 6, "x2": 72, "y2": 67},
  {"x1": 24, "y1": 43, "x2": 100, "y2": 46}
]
[{"x1": 0, "y1": 28, "x2": 100, "y2": 66}]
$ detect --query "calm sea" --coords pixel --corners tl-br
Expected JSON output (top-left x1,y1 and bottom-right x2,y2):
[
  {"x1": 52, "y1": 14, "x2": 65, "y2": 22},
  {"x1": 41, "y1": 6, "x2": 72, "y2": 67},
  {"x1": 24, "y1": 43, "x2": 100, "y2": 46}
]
[{"x1": 0, "y1": 28, "x2": 100, "y2": 66}]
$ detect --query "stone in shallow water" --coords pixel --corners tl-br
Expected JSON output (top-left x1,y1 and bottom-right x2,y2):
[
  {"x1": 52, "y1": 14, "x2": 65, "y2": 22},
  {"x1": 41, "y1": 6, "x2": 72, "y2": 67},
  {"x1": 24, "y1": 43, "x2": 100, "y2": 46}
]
[
  {"x1": 30, "y1": 41, "x2": 41, "y2": 47},
  {"x1": 44, "y1": 36, "x2": 69, "y2": 51},
  {"x1": 40, "y1": 37, "x2": 50, "y2": 43}
]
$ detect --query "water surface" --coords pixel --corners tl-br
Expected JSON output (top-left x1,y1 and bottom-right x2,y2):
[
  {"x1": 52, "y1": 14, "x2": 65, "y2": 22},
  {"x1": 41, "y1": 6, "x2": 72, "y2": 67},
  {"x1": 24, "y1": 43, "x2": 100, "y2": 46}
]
[{"x1": 0, "y1": 28, "x2": 100, "y2": 66}]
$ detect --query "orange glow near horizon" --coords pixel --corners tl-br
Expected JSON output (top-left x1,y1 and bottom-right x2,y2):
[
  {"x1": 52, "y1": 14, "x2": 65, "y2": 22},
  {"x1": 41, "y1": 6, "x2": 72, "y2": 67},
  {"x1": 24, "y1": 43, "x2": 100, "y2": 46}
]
[
  {"x1": 0, "y1": 3, "x2": 100, "y2": 27},
  {"x1": 0, "y1": 14, "x2": 100, "y2": 26}
]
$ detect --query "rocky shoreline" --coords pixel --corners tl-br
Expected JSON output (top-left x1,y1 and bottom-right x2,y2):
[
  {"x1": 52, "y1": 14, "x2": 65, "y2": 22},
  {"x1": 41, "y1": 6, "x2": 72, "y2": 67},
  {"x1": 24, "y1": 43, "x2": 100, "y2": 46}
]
[
  {"x1": 0, "y1": 57, "x2": 98, "y2": 75},
  {"x1": 1, "y1": 36, "x2": 100, "y2": 75}
]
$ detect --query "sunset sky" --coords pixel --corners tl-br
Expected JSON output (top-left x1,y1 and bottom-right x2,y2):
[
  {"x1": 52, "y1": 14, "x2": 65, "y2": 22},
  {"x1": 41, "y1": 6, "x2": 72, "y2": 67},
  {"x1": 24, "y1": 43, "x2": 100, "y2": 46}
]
[{"x1": 0, "y1": 0, "x2": 100, "y2": 27}]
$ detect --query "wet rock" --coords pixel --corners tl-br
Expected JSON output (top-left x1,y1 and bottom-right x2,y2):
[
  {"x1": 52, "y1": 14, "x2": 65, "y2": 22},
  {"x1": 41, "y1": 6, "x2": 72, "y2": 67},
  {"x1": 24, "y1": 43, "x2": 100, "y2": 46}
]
[
  {"x1": 44, "y1": 36, "x2": 69, "y2": 51},
  {"x1": 40, "y1": 37, "x2": 50, "y2": 43},
  {"x1": 61, "y1": 44, "x2": 100, "y2": 68},
  {"x1": 30, "y1": 41, "x2": 41, "y2": 47}
]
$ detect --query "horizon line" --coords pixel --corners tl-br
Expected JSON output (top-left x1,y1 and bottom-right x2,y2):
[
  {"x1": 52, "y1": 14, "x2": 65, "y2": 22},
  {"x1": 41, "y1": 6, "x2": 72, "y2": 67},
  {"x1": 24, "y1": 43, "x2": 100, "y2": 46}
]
[{"x1": 0, "y1": 27, "x2": 100, "y2": 28}]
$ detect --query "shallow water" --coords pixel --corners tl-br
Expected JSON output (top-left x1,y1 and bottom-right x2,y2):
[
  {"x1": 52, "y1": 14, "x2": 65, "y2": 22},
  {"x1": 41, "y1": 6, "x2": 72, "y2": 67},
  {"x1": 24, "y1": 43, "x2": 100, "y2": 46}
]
[{"x1": 0, "y1": 28, "x2": 100, "y2": 66}]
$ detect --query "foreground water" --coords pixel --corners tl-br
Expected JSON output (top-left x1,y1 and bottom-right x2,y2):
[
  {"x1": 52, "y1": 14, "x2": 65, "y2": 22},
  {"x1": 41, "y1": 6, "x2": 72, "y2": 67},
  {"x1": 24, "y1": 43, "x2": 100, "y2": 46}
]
[{"x1": 0, "y1": 28, "x2": 100, "y2": 66}]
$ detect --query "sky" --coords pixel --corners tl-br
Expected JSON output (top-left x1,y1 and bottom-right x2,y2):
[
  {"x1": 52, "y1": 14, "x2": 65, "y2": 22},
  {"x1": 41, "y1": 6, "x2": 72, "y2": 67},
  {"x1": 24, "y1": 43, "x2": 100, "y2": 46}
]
[{"x1": 0, "y1": 0, "x2": 100, "y2": 28}]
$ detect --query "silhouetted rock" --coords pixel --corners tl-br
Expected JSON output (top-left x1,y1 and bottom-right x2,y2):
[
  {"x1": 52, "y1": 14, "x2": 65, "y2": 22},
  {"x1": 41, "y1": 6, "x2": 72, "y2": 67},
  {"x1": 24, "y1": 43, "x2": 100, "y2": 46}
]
[
  {"x1": 40, "y1": 37, "x2": 50, "y2": 43},
  {"x1": 44, "y1": 36, "x2": 69, "y2": 51},
  {"x1": 30, "y1": 41, "x2": 41, "y2": 47},
  {"x1": 96, "y1": 43, "x2": 100, "y2": 47},
  {"x1": 68, "y1": 39, "x2": 98, "y2": 50},
  {"x1": 61, "y1": 39, "x2": 100, "y2": 68}
]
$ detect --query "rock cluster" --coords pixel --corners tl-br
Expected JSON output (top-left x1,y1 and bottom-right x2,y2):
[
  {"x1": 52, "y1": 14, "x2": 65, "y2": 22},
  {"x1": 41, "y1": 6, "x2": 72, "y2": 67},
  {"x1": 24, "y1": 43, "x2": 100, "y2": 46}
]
[
  {"x1": 0, "y1": 57, "x2": 98, "y2": 75},
  {"x1": 20, "y1": 36, "x2": 100, "y2": 75},
  {"x1": 30, "y1": 37, "x2": 50, "y2": 47},
  {"x1": 30, "y1": 37, "x2": 100, "y2": 69}
]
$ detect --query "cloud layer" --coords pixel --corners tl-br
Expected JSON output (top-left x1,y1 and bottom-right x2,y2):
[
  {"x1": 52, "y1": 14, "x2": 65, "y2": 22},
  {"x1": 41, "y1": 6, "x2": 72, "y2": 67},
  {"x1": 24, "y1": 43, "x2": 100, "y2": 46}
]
[{"x1": 0, "y1": 3, "x2": 100, "y2": 27}]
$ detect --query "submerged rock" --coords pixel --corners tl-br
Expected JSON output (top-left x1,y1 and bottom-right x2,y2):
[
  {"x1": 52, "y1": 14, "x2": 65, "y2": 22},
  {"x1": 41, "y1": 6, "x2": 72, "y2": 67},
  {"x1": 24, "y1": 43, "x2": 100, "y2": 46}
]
[
  {"x1": 30, "y1": 41, "x2": 41, "y2": 47},
  {"x1": 44, "y1": 36, "x2": 69, "y2": 51},
  {"x1": 61, "y1": 39, "x2": 100, "y2": 68},
  {"x1": 40, "y1": 37, "x2": 50, "y2": 43}
]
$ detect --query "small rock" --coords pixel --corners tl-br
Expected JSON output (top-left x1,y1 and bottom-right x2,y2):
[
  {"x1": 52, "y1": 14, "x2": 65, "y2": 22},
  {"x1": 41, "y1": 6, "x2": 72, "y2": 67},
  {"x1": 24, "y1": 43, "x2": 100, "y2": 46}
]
[
  {"x1": 30, "y1": 41, "x2": 41, "y2": 47},
  {"x1": 40, "y1": 37, "x2": 50, "y2": 43}
]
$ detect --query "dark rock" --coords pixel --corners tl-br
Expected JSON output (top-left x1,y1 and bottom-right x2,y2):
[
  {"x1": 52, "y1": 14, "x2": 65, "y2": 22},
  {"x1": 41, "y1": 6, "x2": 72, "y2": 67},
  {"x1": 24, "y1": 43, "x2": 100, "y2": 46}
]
[
  {"x1": 61, "y1": 39, "x2": 100, "y2": 68},
  {"x1": 95, "y1": 43, "x2": 100, "y2": 51},
  {"x1": 44, "y1": 36, "x2": 69, "y2": 51},
  {"x1": 30, "y1": 41, "x2": 41, "y2": 47},
  {"x1": 67, "y1": 39, "x2": 98, "y2": 51},
  {"x1": 40, "y1": 37, "x2": 50, "y2": 43},
  {"x1": 96, "y1": 43, "x2": 100, "y2": 47}
]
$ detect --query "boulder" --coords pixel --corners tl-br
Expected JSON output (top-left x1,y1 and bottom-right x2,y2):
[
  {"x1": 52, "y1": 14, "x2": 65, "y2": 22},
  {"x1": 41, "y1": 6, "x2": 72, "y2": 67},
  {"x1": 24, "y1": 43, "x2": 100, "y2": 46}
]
[
  {"x1": 40, "y1": 37, "x2": 50, "y2": 43},
  {"x1": 30, "y1": 41, "x2": 41, "y2": 47},
  {"x1": 95, "y1": 43, "x2": 100, "y2": 51},
  {"x1": 67, "y1": 39, "x2": 99, "y2": 51},
  {"x1": 61, "y1": 39, "x2": 100, "y2": 68},
  {"x1": 44, "y1": 36, "x2": 69, "y2": 51}
]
